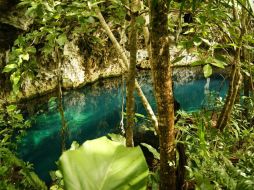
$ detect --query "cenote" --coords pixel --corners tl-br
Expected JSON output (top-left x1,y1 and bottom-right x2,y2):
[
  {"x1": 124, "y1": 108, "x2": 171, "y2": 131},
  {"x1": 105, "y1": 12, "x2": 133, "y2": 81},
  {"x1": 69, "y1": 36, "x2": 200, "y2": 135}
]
[{"x1": 17, "y1": 71, "x2": 229, "y2": 185}]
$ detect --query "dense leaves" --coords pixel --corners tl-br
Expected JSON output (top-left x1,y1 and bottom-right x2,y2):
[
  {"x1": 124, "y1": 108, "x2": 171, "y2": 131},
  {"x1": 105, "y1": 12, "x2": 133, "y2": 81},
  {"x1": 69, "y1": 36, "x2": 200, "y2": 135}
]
[{"x1": 0, "y1": 104, "x2": 46, "y2": 189}]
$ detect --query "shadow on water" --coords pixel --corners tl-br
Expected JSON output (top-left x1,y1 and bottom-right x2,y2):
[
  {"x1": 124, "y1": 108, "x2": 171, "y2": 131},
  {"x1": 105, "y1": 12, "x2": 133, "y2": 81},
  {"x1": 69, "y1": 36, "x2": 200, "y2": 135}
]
[{"x1": 18, "y1": 71, "x2": 229, "y2": 184}]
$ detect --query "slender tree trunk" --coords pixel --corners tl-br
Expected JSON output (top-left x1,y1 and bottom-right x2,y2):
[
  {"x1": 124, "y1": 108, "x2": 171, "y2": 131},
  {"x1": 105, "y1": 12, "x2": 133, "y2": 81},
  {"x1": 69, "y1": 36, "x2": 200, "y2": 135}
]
[
  {"x1": 126, "y1": 0, "x2": 139, "y2": 147},
  {"x1": 55, "y1": 47, "x2": 68, "y2": 152},
  {"x1": 216, "y1": 1, "x2": 245, "y2": 131},
  {"x1": 216, "y1": 64, "x2": 242, "y2": 130},
  {"x1": 95, "y1": 8, "x2": 159, "y2": 133},
  {"x1": 216, "y1": 39, "x2": 243, "y2": 130},
  {"x1": 150, "y1": 0, "x2": 176, "y2": 189}
]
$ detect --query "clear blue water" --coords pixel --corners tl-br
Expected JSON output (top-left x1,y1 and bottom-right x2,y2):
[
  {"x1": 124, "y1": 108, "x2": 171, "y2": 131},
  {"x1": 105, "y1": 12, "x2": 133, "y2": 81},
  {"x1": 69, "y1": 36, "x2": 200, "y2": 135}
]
[{"x1": 18, "y1": 72, "x2": 228, "y2": 184}]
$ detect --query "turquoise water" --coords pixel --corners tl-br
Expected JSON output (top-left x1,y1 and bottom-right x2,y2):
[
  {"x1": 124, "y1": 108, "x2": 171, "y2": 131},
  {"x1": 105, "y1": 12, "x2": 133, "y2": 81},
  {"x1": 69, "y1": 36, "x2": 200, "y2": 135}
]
[{"x1": 18, "y1": 73, "x2": 228, "y2": 184}]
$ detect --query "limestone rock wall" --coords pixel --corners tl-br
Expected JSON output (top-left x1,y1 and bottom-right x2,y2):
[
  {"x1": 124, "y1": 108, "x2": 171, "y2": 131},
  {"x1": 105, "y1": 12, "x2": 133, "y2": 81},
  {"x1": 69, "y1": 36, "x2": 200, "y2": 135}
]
[
  {"x1": 0, "y1": 1, "x2": 125, "y2": 101},
  {"x1": 20, "y1": 40, "x2": 125, "y2": 99}
]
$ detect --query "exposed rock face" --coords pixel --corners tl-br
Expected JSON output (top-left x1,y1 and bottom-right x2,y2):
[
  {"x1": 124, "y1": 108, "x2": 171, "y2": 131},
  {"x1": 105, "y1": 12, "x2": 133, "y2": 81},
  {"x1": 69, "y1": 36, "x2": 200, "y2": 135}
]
[
  {"x1": 0, "y1": 1, "x2": 125, "y2": 101},
  {"x1": 19, "y1": 40, "x2": 125, "y2": 100}
]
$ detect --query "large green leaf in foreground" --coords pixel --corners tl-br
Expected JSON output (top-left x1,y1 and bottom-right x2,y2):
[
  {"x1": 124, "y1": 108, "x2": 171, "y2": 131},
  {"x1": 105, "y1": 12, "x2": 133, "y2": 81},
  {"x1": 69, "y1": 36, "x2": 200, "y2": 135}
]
[{"x1": 59, "y1": 136, "x2": 149, "y2": 190}]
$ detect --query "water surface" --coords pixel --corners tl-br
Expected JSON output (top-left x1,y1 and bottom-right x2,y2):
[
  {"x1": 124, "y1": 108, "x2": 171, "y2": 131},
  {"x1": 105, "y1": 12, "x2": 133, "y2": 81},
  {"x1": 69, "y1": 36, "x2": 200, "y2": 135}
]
[{"x1": 18, "y1": 72, "x2": 228, "y2": 184}]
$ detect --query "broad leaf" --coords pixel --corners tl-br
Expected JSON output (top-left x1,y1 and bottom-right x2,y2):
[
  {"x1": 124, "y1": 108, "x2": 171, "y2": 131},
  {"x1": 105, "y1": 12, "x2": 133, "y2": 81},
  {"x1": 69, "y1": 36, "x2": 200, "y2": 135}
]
[
  {"x1": 141, "y1": 143, "x2": 160, "y2": 160},
  {"x1": 59, "y1": 137, "x2": 149, "y2": 190},
  {"x1": 21, "y1": 53, "x2": 30, "y2": 61},
  {"x1": 56, "y1": 34, "x2": 67, "y2": 47},
  {"x1": 191, "y1": 60, "x2": 205, "y2": 66},
  {"x1": 2, "y1": 64, "x2": 18, "y2": 73},
  {"x1": 203, "y1": 64, "x2": 212, "y2": 78},
  {"x1": 201, "y1": 38, "x2": 211, "y2": 46},
  {"x1": 210, "y1": 60, "x2": 225, "y2": 69},
  {"x1": 6, "y1": 105, "x2": 17, "y2": 113}
]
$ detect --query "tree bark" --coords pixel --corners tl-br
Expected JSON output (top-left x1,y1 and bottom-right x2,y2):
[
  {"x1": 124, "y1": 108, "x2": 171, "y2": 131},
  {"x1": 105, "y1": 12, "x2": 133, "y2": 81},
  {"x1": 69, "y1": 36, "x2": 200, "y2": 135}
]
[
  {"x1": 150, "y1": 0, "x2": 176, "y2": 189},
  {"x1": 216, "y1": 2, "x2": 245, "y2": 131},
  {"x1": 126, "y1": 0, "x2": 139, "y2": 147}
]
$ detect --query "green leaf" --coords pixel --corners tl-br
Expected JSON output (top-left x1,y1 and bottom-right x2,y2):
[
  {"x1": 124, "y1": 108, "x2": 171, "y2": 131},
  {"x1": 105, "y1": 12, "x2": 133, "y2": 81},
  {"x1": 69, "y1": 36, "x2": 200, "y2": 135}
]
[
  {"x1": 203, "y1": 64, "x2": 212, "y2": 78},
  {"x1": 201, "y1": 38, "x2": 211, "y2": 46},
  {"x1": 21, "y1": 53, "x2": 30, "y2": 61},
  {"x1": 183, "y1": 28, "x2": 195, "y2": 35},
  {"x1": 2, "y1": 64, "x2": 18, "y2": 73},
  {"x1": 10, "y1": 72, "x2": 20, "y2": 86},
  {"x1": 215, "y1": 55, "x2": 228, "y2": 63},
  {"x1": 178, "y1": 40, "x2": 193, "y2": 50},
  {"x1": 210, "y1": 60, "x2": 225, "y2": 68},
  {"x1": 13, "y1": 114, "x2": 23, "y2": 121},
  {"x1": 141, "y1": 143, "x2": 160, "y2": 160},
  {"x1": 87, "y1": 16, "x2": 95, "y2": 23},
  {"x1": 56, "y1": 34, "x2": 67, "y2": 47},
  {"x1": 172, "y1": 56, "x2": 185, "y2": 64},
  {"x1": 193, "y1": 37, "x2": 202, "y2": 46},
  {"x1": 135, "y1": 113, "x2": 146, "y2": 118},
  {"x1": 59, "y1": 137, "x2": 149, "y2": 190},
  {"x1": 27, "y1": 46, "x2": 37, "y2": 54},
  {"x1": 136, "y1": 16, "x2": 146, "y2": 26},
  {"x1": 191, "y1": 60, "x2": 205, "y2": 66},
  {"x1": 7, "y1": 105, "x2": 17, "y2": 113},
  {"x1": 107, "y1": 133, "x2": 126, "y2": 145}
]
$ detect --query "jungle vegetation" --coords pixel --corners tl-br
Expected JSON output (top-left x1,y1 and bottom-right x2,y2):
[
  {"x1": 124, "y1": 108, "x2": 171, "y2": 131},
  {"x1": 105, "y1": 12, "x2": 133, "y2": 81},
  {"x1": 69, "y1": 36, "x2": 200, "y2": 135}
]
[{"x1": 0, "y1": 0, "x2": 254, "y2": 189}]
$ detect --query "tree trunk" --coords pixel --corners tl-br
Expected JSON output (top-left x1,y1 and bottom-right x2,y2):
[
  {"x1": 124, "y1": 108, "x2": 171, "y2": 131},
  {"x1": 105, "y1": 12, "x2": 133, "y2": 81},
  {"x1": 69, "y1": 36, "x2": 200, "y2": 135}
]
[
  {"x1": 55, "y1": 47, "x2": 68, "y2": 152},
  {"x1": 126, "y1": 0, "x2": 139, "y2": 147},
  {"x1": 150, "y1": 0, "x2": 176, "y2": 189},
  {"x1": 216, "y1": 49, "x2": 242, "y2": 131},
  {"x1": 216, "y1": 2, "x2": 245, "y2": 131}
]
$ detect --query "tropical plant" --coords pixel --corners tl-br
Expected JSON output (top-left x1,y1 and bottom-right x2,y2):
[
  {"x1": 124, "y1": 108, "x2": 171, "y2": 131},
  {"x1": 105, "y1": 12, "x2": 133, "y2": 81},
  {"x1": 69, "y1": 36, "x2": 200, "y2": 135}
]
[
  {"x1": 58, "y1": 136, "x2": 149, "y2": 190},
  {"x1": 176, "y1": 101, "x2": 254, "y2": 190},
  {"x1": 0, "y1": 104, "x2": 47, "y2": 189}
]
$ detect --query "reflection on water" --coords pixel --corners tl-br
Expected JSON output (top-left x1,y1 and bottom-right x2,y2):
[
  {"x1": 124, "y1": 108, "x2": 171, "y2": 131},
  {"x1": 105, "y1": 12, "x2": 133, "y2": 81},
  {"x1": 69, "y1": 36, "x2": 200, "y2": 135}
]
[{"x1": 18, "y1": 71, "x2": 228, "y2": 184}]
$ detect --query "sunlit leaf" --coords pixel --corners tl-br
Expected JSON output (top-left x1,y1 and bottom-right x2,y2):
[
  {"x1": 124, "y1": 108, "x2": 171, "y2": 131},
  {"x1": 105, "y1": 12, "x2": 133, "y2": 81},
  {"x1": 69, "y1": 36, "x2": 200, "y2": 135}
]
[
  {"x1": 56, "y1": 34, "x2": 68, "y2": 47},
  {"x1": 6, "y1": 105, "x2": 17, "y2": 113},
  {"x1": 183, "y1": 28, "x2": 195, "y2": 34},
  {"x1": 191, "y1": 60, "x2": 205, "y2": 66},
  {"x1": 141, "y1": 143, "x2": 160, "y2": 160},
  {"x1": 2, "y1": 64, "x2": 18, "y2": 73},
  {"x1": 107, "y1": 133, "x2": 126, "y2": 145},
  {"x1": 210, "y1": 59, "x2": 225, "y2": 68},
  {"x1": 201, "y1": 38, "x2": 211, "y2": 46},
  {"x1": 21, "y1": 53, "x2": 30, "y2": 61},
  {"x1": 60, "y1": 137, "x2": 149, "y2": 190},
  {"x1": 203, "y1": 64, "x2": 212, "y2": 78}
]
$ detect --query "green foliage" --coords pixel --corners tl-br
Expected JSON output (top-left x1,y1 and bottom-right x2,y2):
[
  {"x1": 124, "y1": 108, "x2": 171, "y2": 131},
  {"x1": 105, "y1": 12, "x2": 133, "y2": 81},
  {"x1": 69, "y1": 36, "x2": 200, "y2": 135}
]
[
  {"x1": 3, "y1": 0, "x2": 111, "y2": 94},
  {"x1": 0, "y1": 104, "x2": 47, "y2": 189},
  {"x1": 174, "y1": 0, "x2": 254, "y2": 79},
  {"x1": 0, "y1": 148, "x2": 47, "y2": 190},
  {"x1": 141, "y1": 143, "x2": 160, "y2": 160},
  {"x1": 0, "y1": 105, "x2": 30, "y2": 149},
  {"x1": 176, "y1": 99, "x2": 254, "y2": 190},
  {"x1": 59, "y1": 136, "x2": 149, "y2": 190}
]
